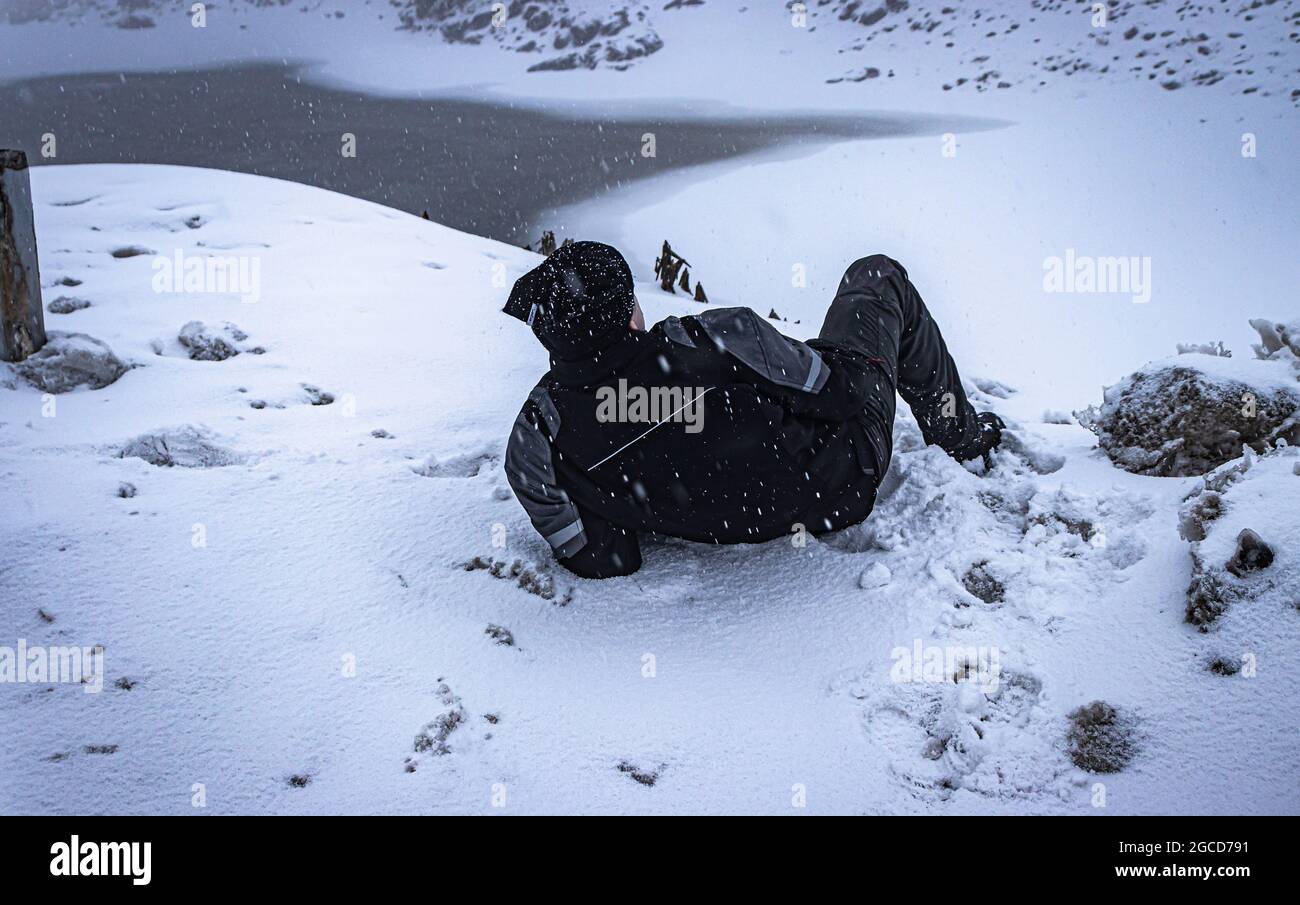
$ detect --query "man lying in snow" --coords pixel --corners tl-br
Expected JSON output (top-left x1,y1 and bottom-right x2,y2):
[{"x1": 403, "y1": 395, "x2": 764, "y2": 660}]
[{"x1": 503, "y1": 242, "x2": 1004, "y2": 578}]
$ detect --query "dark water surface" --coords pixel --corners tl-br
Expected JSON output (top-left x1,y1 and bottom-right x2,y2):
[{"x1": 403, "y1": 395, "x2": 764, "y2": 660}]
[{"x1": 0, "y1": 63, "x2": 1001, "y2": 244}]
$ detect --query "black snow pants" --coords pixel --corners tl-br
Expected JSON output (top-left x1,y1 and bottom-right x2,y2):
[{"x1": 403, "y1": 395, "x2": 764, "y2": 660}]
[{"x1": 816, "y1": 254, "x2": 981, "y2": 483}]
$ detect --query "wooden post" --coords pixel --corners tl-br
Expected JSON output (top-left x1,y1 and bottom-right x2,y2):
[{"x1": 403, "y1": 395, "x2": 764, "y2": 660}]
[{"x1": 1, "y1": 149, "x2": 47, "y2": 362}]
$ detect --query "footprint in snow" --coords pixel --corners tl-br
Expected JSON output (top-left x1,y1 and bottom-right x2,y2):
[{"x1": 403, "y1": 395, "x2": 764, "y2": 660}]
[
  {"x1": 461, "y1": 555, "x2": 572, "y2": 606},
  {"x1": 46, "y1": 296, "x2": 92, "y2": 314},
  {"x1": 858, "y1": 665, "x2": 1070, "y2": 803},
  {"x1": 997, "y1": 430, "x2": 1065, "y2": 475},
  {"x1": 247, "y1": 385, "x2": 334, "y2": 410},
  {"x1": 484, "y1": 624, "x2": 517, "y2": 647},
  {"x1": 301, "y1": 384, "x2": 334, "y2": 406},
  {"x1": 49, "y1": 196, "x2": 98, "y2": 208},
  {"x1": 1206, "y1": 654, "x2": 1244, "y2": 677},
  {"x1": 1065, "y1": 701, "x2": 1139, "y2": 774},
  {"x1": 117, "y1": 425, "x2": 243, "y2": 468},
  {"x1": 413, "y1": 450, "x2": 498, "y2": 478},
  {"x1": 961, "y1": 561, "x2": 1006, "y2": 605},
  {"x1": 617, "y1": 760, "x2": 665, "y2": 787},
  {"x1": 402, "y1": 680, "x2": 496, "y2": 773}
]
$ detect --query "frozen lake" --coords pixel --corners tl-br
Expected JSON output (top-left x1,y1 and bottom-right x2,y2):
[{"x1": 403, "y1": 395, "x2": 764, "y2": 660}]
[{"x1": 0, "y1": 62, "x2": 1000, "y2": 245}]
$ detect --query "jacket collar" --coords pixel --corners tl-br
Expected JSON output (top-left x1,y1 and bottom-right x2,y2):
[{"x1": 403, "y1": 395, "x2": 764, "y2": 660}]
[{"x1": 549, "y1": 328, "x2": 647, "y2": 387}]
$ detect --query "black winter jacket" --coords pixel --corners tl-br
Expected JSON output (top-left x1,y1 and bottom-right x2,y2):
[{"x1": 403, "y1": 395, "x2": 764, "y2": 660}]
[{"x1": 505, "y1": 307, "x2": 889, "y2": 578}]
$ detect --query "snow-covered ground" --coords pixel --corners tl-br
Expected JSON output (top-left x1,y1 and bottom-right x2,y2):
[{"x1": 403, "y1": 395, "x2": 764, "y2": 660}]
[
  {"x1": 1, "y1": 0, "x2": 1297, "y2": 815},
  {"x1": 1, "y1": 165, "x2": 1296, "y2": 814}
]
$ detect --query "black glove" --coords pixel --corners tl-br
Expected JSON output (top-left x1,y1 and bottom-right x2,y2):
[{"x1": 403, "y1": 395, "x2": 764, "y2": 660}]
[{"x1": 950, "y1": 411, "x2": 1006, "y2": 465}]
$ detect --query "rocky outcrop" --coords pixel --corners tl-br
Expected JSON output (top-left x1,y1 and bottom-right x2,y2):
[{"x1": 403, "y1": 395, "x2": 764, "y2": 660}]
[
  {"x1": 1078, "y1": 352, "x2": 1300, "y2": 477},
  {"x1": 393, "y1": 0, "x2": 664, "y2": 71}
]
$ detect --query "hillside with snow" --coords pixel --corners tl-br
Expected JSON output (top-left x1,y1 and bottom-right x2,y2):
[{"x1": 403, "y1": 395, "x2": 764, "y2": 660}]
[
  {"x1": 3, "y1": 0, "x2": 1297, "y2": 103},
  {"x1": 1, "y1": 165, "x2": 1296, "y2": 814}
]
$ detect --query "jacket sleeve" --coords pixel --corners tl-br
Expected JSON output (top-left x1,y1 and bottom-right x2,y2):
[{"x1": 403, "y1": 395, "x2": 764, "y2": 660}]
[
  {"x1": 504, "y1": 386, "x2": 641, "y2": 579},
  {"x1": 682, "y1": 307, "x2": 869, "y2": 421}
]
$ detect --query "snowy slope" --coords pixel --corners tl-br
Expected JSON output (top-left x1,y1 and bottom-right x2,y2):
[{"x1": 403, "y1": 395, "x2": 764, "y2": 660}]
[
  {"x1": 543, "y1": 80, "x2": 1300, "y2": 415},
  {"x1": 2, "y1": 165, "x2": 1296, "y2": 814}
]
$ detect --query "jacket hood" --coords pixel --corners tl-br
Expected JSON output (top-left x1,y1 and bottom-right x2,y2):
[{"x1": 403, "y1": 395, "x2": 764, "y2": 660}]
[{"x1": 503, "y1": 241, "x2": 636, "y2": 360}]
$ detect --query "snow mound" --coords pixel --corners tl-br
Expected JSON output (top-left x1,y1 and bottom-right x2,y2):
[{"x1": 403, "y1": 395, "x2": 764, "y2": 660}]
[
  {"x1": 117, "y1": 425, "x2": 243, "y2": 468},
  {"x1": 11, "y1": 331, "x2": 128, "y2": 393},
  {"x1": 1079, "y1": 352, "x2": 1300, "y2": 476},
  {"x1": 177, "y1": 320, "x2": 254, "y2": 362}
]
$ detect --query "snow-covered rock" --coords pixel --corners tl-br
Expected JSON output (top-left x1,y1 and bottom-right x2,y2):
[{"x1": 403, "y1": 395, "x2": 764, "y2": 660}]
[
  {"x1": 47, "y1": 295, "x2": 92, "y2": 315},
  {"x1": 1079, "y1": 352, "x2": 1300, "y2": 477},
  {"x1": 117, "y1": 425, "x2": 243, "y2": 468},
  {"x1": 11, "y1": 331, "x2": 128, "y2": 393},
  {"x1": 392, "y1": 0, "x2": 664, "y2": 71},
  {"x1": 2, "y1": 0, "x2": 667, "y2": 70},
  {"x1": 177, "y1": 320, "x2": 251, "y2": 362}
]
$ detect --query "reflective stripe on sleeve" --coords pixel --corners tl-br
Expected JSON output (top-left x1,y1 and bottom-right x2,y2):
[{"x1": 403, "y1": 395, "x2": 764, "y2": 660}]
[
  {"x1": 802, "y1": 350, "x2": 824, "y2": 392},
  {"x1": 545, "y1": 517, "x2": 585, "y2": 551}
]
